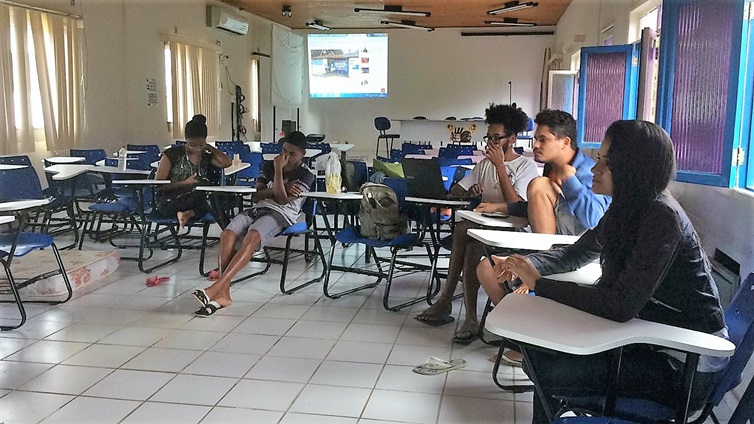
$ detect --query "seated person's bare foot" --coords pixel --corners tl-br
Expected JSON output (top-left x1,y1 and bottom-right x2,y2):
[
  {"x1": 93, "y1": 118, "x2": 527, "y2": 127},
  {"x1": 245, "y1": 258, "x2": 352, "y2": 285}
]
[
  {"x1": 415, "y1": 294, "x2": 454, "y2": 326},
  {"x1": 177, "y1": 210, "x2": 195, "y2": 228},
  {"x1": 488, "y1": 349, "x2": 524, "y2": 366},
  {"x1": 452, "y1": 318, "x2": 480, "y2": 345}
]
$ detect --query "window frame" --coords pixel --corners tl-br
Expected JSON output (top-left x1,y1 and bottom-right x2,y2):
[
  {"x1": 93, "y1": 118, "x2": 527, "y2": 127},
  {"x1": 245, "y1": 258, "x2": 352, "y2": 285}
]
[
  {"x1": 656, "y1": 0, "x2": 746, "y2": 187},
  {"x1": 576, "y1": 43, "x2": 641, "y2": 149}
]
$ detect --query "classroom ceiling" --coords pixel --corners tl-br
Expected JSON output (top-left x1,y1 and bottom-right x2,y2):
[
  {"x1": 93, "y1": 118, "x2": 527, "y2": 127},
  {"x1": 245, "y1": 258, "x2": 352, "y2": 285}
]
[{"x1": 218, "y1": 0, "x2": 572, "y2": 31}]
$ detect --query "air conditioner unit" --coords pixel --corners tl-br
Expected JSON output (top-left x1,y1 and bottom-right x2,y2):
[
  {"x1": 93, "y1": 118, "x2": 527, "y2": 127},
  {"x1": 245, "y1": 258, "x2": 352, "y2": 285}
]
[{"x1": 207, "y1": 6, "x2": 249, "y2": 36}]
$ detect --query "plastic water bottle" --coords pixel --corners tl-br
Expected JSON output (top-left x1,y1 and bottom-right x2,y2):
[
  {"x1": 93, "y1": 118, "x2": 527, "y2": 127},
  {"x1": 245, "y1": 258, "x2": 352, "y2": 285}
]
[{"x1": 117, "y1": 146, "x2": 127, "y2": 171}]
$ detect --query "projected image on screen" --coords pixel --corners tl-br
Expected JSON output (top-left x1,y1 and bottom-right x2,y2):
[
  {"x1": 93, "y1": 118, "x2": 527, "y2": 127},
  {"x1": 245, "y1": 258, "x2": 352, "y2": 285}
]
[{"x1": 308, "y1": 33, "x2": 388, "y2": 99}]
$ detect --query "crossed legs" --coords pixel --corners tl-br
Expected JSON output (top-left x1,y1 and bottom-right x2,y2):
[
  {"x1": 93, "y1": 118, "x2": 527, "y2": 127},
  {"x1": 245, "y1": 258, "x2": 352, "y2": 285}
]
[
  {"x1": 203, "y1": 228, "x2": 261, "y2": 308},
  {"x1": 526, "y1": 176, "x2": 560, "y2": 234}
]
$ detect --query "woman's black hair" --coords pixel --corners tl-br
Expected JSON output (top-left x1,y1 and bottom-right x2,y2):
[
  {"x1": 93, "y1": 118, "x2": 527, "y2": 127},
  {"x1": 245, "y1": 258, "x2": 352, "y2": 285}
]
[
  {"x1": 600, "y1": 120, "x2": 677, "y2": 281},
  {"x1": 185, "y1": 114, "x2": 208, "y2": 139}
]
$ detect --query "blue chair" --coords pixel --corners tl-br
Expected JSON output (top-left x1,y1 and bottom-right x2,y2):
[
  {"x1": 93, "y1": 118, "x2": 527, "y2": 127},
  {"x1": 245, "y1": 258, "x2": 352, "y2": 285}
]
[
  {"x1": 375, "y1": 116, "x2": 400, "y2": 157},
  {"x1": 126, "y1": 144, "x2": 161, "y2": 157},
  {"x1": 0, "y1": 166, "x2": 73, "y2": 330},
  {"x1": 261, "y1": 142, "x2": 282, "y2": 155},
  {"x1": 214, "y1": 141, "x2": 245, "y2": 157},
  {"x1": 240, "y1": 198, "x2": 327, "y2": 294},
  {"x1": 554, "y1": 273, "x2": 754, "y2": 424},
  {"x1": 236, "y1": 150, "x2": 263, "y2": 186},
  {"x1": 322, "y1": 180, "x2": 435, "y2": 311},
  {"x1": 0, "y1": 155, "x2": 32, "y2": 166},
  {"x1": 401, "y1": 143, "x2": 429, "y2": 155}
]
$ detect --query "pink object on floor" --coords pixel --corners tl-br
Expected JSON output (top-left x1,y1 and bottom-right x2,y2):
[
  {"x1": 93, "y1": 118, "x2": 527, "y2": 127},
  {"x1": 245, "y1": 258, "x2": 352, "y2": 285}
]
[{"x1": 145, "y1": 276, "x2": 170, "y2": 287}]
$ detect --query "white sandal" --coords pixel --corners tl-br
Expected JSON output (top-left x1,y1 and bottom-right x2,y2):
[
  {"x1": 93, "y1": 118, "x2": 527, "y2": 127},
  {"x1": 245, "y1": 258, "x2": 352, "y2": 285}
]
[{"x1": 412, "y1": 357, "x2": 467, "y2": 375}]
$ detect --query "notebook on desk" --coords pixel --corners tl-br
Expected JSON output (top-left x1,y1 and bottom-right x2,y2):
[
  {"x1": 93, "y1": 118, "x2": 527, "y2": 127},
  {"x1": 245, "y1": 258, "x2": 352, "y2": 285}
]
[{"x1": 402, "y1": 158, "x2": 448, "y2": 199}]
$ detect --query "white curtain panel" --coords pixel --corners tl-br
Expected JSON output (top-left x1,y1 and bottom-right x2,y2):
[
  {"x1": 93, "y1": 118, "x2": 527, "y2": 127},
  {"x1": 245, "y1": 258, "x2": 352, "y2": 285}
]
[
  {"x1": 169, "y1": 41, "x2": 220, "y2": 138},
  {"x1": 0, "y1": 6, "x2": 34, "y2": 154},
  {"x1": 271, "y1": 25, "x2": 304, "y2": 108}
]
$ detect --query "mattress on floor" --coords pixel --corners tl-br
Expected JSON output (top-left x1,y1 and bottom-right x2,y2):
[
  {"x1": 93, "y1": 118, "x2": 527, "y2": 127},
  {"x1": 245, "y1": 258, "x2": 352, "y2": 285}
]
[{"x1": 2, "y1": 250, "x2": 120, "y2": 298}]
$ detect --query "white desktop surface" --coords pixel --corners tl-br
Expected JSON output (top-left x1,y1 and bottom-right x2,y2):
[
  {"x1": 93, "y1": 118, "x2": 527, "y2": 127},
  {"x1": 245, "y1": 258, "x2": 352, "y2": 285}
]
[
  {"x1": 456, "y1": 210, "x2": 528, "y2": 229},
  {"x1": 484, "y1": 295, "x2": 735, "y2": 357},
  {"x1": 0, "y1": 215, "x2": 15, "y2": 225},
  {"x1": 196, "y1": 186, "x2": 257, "y2": 194},
  {"x1": 111, "y1": 179, "x2": 170, "y2": 185},
  {"x1": 0, "y1": 164, "x2": 28, "y2": 170},
  {"x1": 45, "y1": 156, "x2": 85, "y2": 164},
  {"x1": 546, "y1": 262, "x2": 602, "y2": 285},
  {"x1": 44, "y1": 164, "x2": 94, "y2": 181},
  {"x1": 405, "y1": 196, "x2": 470, "y2": 207},
  {"x1": 0, "y1": 199, "x2": 51, "y2": 212},
  {"x1": 468, "y1": 228, "x2": 579, "y2": 251},
  {"x1": 92, "y1": 166, "x2": 151, "y2": 175},
  {"x1": 301, "y1": 191, "x2": 362, "y2": 201},
  {"x1": 262, "y1": 149, "x2": 320, "y2": 161},
  {"x1": 224, "y1": 162, "x2": 250, "y2": 176}
]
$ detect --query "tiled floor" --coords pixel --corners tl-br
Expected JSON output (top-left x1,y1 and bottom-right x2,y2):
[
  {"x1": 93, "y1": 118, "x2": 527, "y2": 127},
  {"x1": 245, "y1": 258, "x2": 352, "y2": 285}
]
[{"x1": 0, "y1": 233, "x2": 737, "y2": 423}]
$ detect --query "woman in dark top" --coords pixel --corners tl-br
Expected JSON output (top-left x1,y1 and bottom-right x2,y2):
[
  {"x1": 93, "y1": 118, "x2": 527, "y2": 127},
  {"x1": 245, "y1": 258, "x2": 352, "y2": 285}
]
[
  {"x1": 477, "y1": 120, "x2": 728, "y2": 422},
  {"x1": 155, "y1": 114, "x2": 231, "y2": 227}
]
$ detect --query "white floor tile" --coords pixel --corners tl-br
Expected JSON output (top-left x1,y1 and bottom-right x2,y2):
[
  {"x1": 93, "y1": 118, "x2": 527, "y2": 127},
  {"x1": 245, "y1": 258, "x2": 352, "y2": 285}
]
[
  {"x1": 362, "y1": 389, "x2": 441, "y2": 424},
  {"x1": 83, "y1": 369, "x2": 173, "y2": 400},
  {"x1": 266, "y1": 336, "x2": 337, "y2": 360},
  {"x1": 289, "y1": 384, "x2": 371, "y2": 417},
  {"x1": 438, "y1": 395, "x2": 516, "y2": 424},
  {"x1": 182, "y1": 351, "x2": 261, "y2": 378},
  {"x1": 309, "y1": 360, "x2": 383, "y2": 388},
  {"x1": 0, "y1": 361, "x2": 52, "y2": 389},
  {"x1": 375, "y1": 364, "x2": 447, "y2": 394},
  {"x1": 181, "y1": 315, "x2": 245, "y2": 332},
  {"x1": 40, "y1": 396, "x2": 140, "y2": 424},
  {"x1": 280, "y1": 412, "x2": 359, "y2": 424},
  {"x1": 387, "y1": 344, "x2": 453, "y2": 367},
  {"x1": 231, "y1": 316, "x2": 297, "y2": 335},
  {"x1": 0, "y1": 320, "x2": 70, "y2": 340},
  {"x1": 444, "y1": 369, "x2": 515, "y2": 401},
  {"x1": 121, "y1": 401, "x2": 211, "y2": 424},
  {"x1": 5, "y1": 340, "x2": 90, "y2": 364},
  {"x1": 43, "y1": 323, "x2": 121, "y2": 343},
  {"x1": 218, "y1": 379, "x2": 305, "y2": 410},
  {"x1": 151, "y1": 374, "x2": 237, "y2": 406},
  {"x1": 326, "y1": 340, "x2": 393, "y2": 364},
  {"x1": 287, "y1": 319, "x2": 349, "y2": 339},
  {"x1": 19, "y1": 364, "x2": 112, "y2": 395},
  {"x1": 122, "y1": 347, "x2": 203, "y2": 372},
  {"x1": 200, "y1": 406, "x2": 284, "y2": 424},
  {"x1": 0, "y1": 336, "x2": 36, "y2": 359},
  {"x1": 340, "y1": 323, "x2": 401, "y2": 344},
  {"x1": 63, "y1": 344, "x2": 145, "y2": 368},
  {"x1": 301, "y1": 305, "x2": 360, "y2": 323},
  {"x1": 153, "y1": 329, "x2": 226, "y2": 350},
  {"x1": 245, "y1": 356, "x2": 322, "y2": 383},
  {"x1": 0, "y1": 390, "x2": 73, "y2": 424},
  {"x1": 209, "y1": 333, "x2": 280, "y2": 355},
  {"x1": 98, "y1": 326, "x2": 175, "y2": 347},
  {"x1": 253, "y1": 303, "x2": 312, "y2": 320}
]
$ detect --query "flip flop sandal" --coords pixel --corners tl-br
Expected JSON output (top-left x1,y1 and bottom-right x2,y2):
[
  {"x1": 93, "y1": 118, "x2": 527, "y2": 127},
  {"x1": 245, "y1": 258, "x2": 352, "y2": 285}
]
[
  {"x1": 412, "y1": 357, "x2": 467, "y2": 375},
  {"x1": 195, "y1": 301, "x2": 224, "y2": 317},
  {"x1": 414, "y1": 314, "x2": 455, "y2": 327},
  {"x1": 452, "y1": 328, "x2": 481, "y2": 345},
  {"x1": 191, "y1": 289, "x2": 210, "y2": 307},
  {"x1": 145, "y1": 276, "x2": 170, "y2": 287}
]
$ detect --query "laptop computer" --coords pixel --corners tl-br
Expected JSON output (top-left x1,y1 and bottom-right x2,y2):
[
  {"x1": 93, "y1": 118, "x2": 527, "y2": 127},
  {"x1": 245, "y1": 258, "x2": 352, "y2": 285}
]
[{"x1": 402, "y1": 158, "x2": 448, "y2": 199}]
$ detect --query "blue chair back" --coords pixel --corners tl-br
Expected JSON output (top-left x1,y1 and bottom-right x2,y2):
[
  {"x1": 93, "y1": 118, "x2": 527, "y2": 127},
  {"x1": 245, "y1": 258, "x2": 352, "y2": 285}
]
[
  {"x1": 709, "y1": 273, "x2": 754, "y2": 405},
  {"x1": 446, "y1": 144, "x2": 475, "y2": 156},
  {"x1": 375, "y1": 117, "x2": 391, "y2": 132},
  {"x1": 382, "y1": 177, "x2": 408, "y2": 212},
  {"x1": 261, "y1": 142, "x2": 283, "y2": 154},
  {"x1": 401, "y1": 143, "x2": 430, "y2": 154},
  {"x1": 0, "y1": 155, "x2": 33, "y2": 166},
  {"x1": 390, "y1": 149, "x2": 404, "y2": 162},
  {"x1": 126, "y1": 144, "x2": 161, "y2": 156},
  {"x1": 440, "y1": 166, "x2": 457, "y2": 192},
  {"x1": 437, "y1": 147, "x2": 458, "y2": 159},
  {"x1": 526, "y1": 117, "x2": 535, "y2": 132},
  {"x1": 0, "y1": 167, "x2": 44, "y2": 201},
  {"x1": 351, "y1": 161, "x2": 368, "y2": 189},
  {"x1": 70, "y1": 148, "x2": 107, "y2": 165},
  {"x1": 438, "y1": 157, "x2": 473, "y2": 167},
  {"x1": 215, "y1": 141, "x2": 245, "y2": 157},
  {"x1": 236, "y1": 151, "x2": 264, "y2": 183}
]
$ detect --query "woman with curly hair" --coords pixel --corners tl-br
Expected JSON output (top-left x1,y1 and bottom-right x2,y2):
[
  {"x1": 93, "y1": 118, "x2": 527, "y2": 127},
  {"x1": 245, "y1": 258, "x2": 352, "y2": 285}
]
[{"x1": 477, "y1": 120, "x2": 728, "y2": 423}]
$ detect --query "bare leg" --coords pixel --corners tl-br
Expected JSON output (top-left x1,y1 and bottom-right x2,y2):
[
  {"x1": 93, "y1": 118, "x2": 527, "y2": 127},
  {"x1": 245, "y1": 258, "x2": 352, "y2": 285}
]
[
  {"x1": 460, "y1": 240, "x2": 485, "y2": 324},
  {"x1": 526, "y1": 177, "x2": 559, "y2": 234},
  {"x1": 477, "y1": 257, "x2": 508, "y2": 305},
  {"x1": 176, "y1": 210, "x2": 196, "y2": 229},
  {"x1": 204, "y1": 229, "x2": 261, "y2": 307},
  {"x1": 416, "y1": 221, "x2": 476, "y2": 320},
  {"x1": 218, "y1": 229, "x2": 238, "y2": 275}
]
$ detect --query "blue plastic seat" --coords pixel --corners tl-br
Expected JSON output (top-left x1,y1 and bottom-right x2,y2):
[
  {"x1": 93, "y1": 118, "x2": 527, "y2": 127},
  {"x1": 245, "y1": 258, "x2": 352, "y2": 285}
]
[{"x1": 0, "y1": 166, "x2": 73, "y2": 330}]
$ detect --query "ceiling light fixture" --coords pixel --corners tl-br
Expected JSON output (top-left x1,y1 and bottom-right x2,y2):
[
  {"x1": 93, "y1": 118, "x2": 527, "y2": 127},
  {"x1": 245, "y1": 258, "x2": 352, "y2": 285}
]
[
  {"x1": 484, "y1": 18, "x2": 536, "y2": 27},
  {"x1": 487, "y1": 1, "x2": 539, "y2": 15},
  {"x1": 380, "y1": 19, "x2": 434, "y2": 31},
  {"x1": 281, "y1": 5, "x2": 292, "y2": 17},
  {"x1": 306, "y1": 20, "x2": 331, "y2": 31},
  {"x1": 355, "y1": 5, "x2": 431, "y2": 18}
]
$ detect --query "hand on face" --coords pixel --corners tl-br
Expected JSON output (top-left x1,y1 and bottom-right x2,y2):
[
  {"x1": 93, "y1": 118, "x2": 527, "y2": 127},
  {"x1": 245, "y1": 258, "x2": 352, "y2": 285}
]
[
  {"x1": 485, "y1": 142, "x2": 506, "y2": 167},
  {"x1": 274, "y1": 152, "x2": 290, "y2": 170}
]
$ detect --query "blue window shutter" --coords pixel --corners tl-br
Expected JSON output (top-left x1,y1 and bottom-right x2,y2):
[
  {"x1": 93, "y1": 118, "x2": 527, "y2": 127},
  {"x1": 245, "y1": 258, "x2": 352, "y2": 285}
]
[
  {"x1": 657, "y1": 0, "x2": 745, "y2": 187},
  {"x1": 577, "y1": 43, "x2": 640, "y2": 149}
]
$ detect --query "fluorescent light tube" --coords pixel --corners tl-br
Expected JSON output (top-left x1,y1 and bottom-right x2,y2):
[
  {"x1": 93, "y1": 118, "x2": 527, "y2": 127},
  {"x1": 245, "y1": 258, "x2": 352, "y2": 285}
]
[
  {"x1": 306, "y1": 20, "x2": 331, "y2": 31},
  {"x1": 488, "y1": 1, "x2": 539, "y2": 15},
  {"x1": 380, "y1": 19, "x2": 435, "y2": 31},
  {"x1": 355, "y1": 6, "x2": 431, "y2": 18},
  {"x1": 484, "y1": 18, "x2": 536, "y2": 27}
]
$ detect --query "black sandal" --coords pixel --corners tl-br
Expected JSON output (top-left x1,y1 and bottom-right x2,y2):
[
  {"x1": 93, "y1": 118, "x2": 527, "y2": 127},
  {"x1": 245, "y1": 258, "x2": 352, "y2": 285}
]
[{"x1": 195, "y1": 301, "x2": 224, "y2": 317}]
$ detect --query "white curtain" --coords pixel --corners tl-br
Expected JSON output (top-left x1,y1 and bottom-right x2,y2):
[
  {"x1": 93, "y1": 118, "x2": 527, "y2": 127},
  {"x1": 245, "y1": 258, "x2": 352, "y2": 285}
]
[
  {"x1": 1, "y1": 5, "x2": 82, "y2": 154},
  {"x1": 168, "y1": 41, "x2": 220, "y2": 139},
  {"x1": 271, "y1": 25, "x2": 304, "y2": 108}
]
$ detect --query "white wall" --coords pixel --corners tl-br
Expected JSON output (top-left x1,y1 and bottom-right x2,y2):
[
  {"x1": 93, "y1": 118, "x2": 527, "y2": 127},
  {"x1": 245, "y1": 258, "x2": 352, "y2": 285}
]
[{"x1": 298, "y1": 29, "x2": 553, "y2": 158}]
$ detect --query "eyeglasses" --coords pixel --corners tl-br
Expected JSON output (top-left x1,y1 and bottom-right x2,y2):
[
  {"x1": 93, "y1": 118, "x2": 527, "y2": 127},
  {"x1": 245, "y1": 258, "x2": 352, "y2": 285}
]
[{"x1": 483, "y1": 134, "x2": 511, "y2": 144}]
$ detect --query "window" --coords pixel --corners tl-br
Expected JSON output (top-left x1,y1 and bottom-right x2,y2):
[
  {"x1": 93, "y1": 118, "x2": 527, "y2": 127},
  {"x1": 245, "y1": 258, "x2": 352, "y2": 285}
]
[
  {"x1": 163, "y1": 39, "x2": 220, "y2": 139},
  {"x1": 656, "y1": 0, "x2": 746, "y2": 187},
  {"x1": 1, "y1": 4, "x2": 85, "y2": 153},
  {"x1": 577, "y1": 44, "x2": 640, "y2": 148},
  {"x1": 250, "y1": 58, "x2": 260, "y2": 135}
]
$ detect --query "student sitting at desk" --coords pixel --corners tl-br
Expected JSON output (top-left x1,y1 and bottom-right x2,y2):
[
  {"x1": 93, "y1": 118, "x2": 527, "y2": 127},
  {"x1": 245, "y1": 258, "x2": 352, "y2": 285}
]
[
  {"x1": 192, "y1": 131, "x2": 314, "y2": 317},
  {"x1": 155, "y1": 114, "x2": 232, "y2": 228},
  {"x1": 415, "y1": 104, "x2": 538, "y2": 342},
  {"x1": 478, "y1": 120, "x2": 728, "y2": 423}
]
